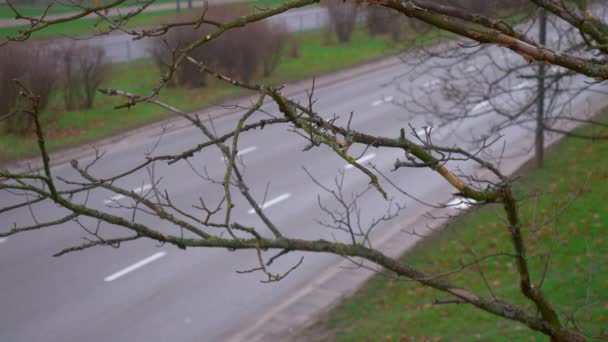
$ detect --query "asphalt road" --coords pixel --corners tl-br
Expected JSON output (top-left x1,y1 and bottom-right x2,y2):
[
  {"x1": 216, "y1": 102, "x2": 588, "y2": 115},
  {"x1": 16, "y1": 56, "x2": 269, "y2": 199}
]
[{"x1": 1, "y1": 15, "x2": 607, "y2": 342}]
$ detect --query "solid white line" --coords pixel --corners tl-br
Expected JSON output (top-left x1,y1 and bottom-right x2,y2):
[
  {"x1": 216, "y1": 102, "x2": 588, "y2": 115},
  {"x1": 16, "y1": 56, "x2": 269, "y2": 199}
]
[
  {"x1": 104, "y1": 184, "x2": 152, "y2": 204},
  {"x1": 248, "y1": 193, "x2": 291, "y2": 214},
  {"x1": 371, "y1": 100, "x2": 383, "y2": 107},
  {"x1": 221, "y1": 146, "x2": 257, "y2": 161},
  {"x1": 446, "y1": 197, "x2": 477, "y2": 210},
  {"x1": 0, "y1": 238, "x2": 7, "y2": 244},
  {"x1": 383, "y1": 95, "x2": 394, "y2": 102},
  {"x1": 103, "y1": 251, "x2": 167, "y2": 282},
  {"x1": 344, "y1": 153, "x2": 376, "y2": 169},
  {"x1": 471, "y1": 100, "x2": 490, "y2": 113}
]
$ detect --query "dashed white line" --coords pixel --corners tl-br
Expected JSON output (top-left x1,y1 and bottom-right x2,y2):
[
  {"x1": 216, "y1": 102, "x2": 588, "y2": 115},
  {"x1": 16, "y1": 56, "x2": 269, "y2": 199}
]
[
  {"x1": 446, "y1": 197, "x2": 477, "y2": 210},
  {"x1": 0, "y1": 238, "x2": 7, "y2": 244},
  {"x1": 372, "y1": 96, "x2": 394, "y2": 107},
  {"x1": 104, "y1": 251, "x2": 167, "y2": 282},
  {"x1": 471, "y1": 100, "x2": 490, "y2": 114},
  {"x1": 104, "y1": 194, "x2": 126, "y2": 204},
  {"x1": 133, "y1": 184, "x2": 152, "y2": 193},
  {"x1": 104, "y1": 184, "x2": 152, "y2": 205},
  {"x1": 344, "y1": 153, "x2": 376, "y2": 169},
  {"x1": 513, "y1": 81, "x2": 531, "y2": 90},
  {"x1": 221, "y1": 146, "x2": 257, "y2": 161},
  {"x1": 415, "y1": 126, "x2": 434, "y2": 137},
  {"x1": 423, "y1": 79, "x2": 441, "y2": 89},
  {"x1": 248, "y1": 193, "x2": 291, "y2": 214},
  {"x1": 464, "y1": 65, "x2": 476, "y2": 73}
]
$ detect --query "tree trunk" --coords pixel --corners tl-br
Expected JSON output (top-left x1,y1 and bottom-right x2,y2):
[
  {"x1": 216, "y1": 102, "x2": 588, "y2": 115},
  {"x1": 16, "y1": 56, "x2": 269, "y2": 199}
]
[{"x1": 535, "y1": 9, "x2": 547, "y2": 168}]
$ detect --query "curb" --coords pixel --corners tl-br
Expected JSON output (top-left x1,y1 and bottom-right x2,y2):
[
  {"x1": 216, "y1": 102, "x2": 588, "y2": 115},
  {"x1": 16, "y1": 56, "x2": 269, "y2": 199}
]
[
  {"x1": 1, "y1": 53, "x2": 407, "y2": 174},
  {"x1": 2, "y1": 36, "x2": 462, "y2": 174}
]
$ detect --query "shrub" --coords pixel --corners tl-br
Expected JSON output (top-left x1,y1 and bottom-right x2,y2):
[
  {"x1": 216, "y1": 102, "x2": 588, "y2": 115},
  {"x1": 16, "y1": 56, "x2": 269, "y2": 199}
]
[
  {"x1": 149, "y1": 28, "x2": 208, "y2": 88},
  {"x1": 325, "y1": 0, "x2": 358, "y2": 43},
  {"x1": 261, "y1": 23, "x2": 288, "y2": 77},
  {"x1": 150, "y1": 5, "x2": 287, "y2": 87},
  {"x1": 365, "y1": 5, "x2": 407, "y2": 43},
  {"x1": 59, "y1": 43, "x2": 109, "y2": 110},
  {"x1": 0, "y1": 42, "x2": 57, "y2": 135}
]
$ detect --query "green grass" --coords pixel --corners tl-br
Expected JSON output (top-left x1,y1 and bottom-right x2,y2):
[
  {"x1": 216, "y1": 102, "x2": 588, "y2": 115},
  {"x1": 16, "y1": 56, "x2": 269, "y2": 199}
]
[
  {"x1": 0, "y1": 6, "x2": 194, "y2": 39},
  {"x1": 0, "y1": 28, "x2": 445, "y2": 162},
  {"x1": 0, "y1": 0, "x2": 297, "y2": 20},
  {"x1": 0, "y1": 0, "x2": 287, "y2": 20},
  {"x1": 0, "y1": 0, "x2": 305, "y2": 39},
  {"x1": 0, "y1": 0, "x2": 179, "y2": 19},
  {"x1": 299, "y1": 118, "x2": 608, "y2": 341}
]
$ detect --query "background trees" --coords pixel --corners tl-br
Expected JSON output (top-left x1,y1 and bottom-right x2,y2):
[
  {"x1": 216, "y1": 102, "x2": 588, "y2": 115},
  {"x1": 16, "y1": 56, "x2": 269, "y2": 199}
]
[
  {"x1": 0, "y1": 40, "x2": 107, "y2": 134},
  {"x1": 390, "y1": 3, "x2": 608, "y2": 168},
  {"x1": 1, "y1": 1, "x2": 607, "y2": 341},
  {"x1": 150, "y1": 5, "x2": 289, "y2": 87}
]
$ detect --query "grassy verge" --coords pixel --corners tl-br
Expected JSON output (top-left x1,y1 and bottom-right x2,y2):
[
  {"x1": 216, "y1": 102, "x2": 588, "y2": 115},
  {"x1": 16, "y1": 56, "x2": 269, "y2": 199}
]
[
  {"x1": 0, "y1": 0, "x2": 181, "y2": 19},
  {"x1": 298, "y1": 116, "x2": 608, "y2": 341},
  {"x1": 0, "y1": 0, "x2": 296, "y2": 38},
  {"x1": 0, "y1": 6, "x2": 195, "y2": 38},
  {"x1": 0, "y1": 0, "x2": 290, "y2": 20},
  {"x1": 0, "y1": 28, "x2": 446, "y2": 162}
]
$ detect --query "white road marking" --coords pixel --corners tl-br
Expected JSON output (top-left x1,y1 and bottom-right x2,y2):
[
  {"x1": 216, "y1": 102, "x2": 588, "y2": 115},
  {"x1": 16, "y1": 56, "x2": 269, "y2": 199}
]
[
  {"x1": 446, "y1": 197, "x2": 477, "y2": 210},
  {"x1": 104, "y1": 194, "x2": 126, "y2": 204},
  {"x1": 344, "y1": 153, "x2": 376, "y2": 169},
  {"x1": 0, "y1": 238, "x2": 7, "y2": 244},
  {"x1": 471, "y1": 100, "x2": 490, "y2": 113},
  {"x1": 513, "y1": 81, "x2": 531, "y2": 90},
  {"x1": 464, "y1": 65, "x2": 476, "y2": 73},
  {"x1": 372, "y1": 96, "x2": 394, "y2": 107},
  {"x1": 104, "y1": 184, "x2": 152, "y2": 205},
  {"x1": 103, "y1": 251, "x2": 167, "y2": 282},
  {"x1": 248, "y1": 193, "x2": 291, "y2": 214},
  {"x1": 423, "y1": 79, "x2": 441, "y2": 89},
  {"x1": 415, "y1": 126, "x2": 434, "y2": 137},
  {"x1": 133, "y1": 184, "x2": 152, "y2": 193},
  {"x1": 221, "y1": 146, "x2": 257, "y2": 161}
]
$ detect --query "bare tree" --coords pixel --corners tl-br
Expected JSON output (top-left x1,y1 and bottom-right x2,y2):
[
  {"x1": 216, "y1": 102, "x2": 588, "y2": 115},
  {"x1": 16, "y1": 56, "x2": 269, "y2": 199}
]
[
  {"x1": 60, "y1": 43, "x2": 108, "y2": 110},
  {"x1": 0, "y1": 41, "x2": 56, "y2": 135},
  {"x1": 2, "y1": 1, "x2": 608, "y2": 341},
  {"x1": 149, "y1": 5, "x2": 286, "y2": 87},
  {"x1": 389, "y1": 3, "x2": 608, "y2": 168}
]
